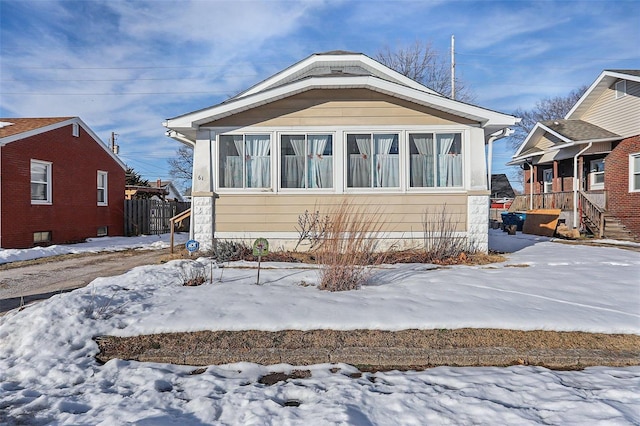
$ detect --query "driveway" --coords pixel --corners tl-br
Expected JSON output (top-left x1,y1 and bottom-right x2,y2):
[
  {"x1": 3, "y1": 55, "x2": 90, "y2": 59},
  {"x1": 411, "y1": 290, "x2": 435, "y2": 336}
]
[{"x1": 0, "y1": 248, "x2": 171, "y2": 313}]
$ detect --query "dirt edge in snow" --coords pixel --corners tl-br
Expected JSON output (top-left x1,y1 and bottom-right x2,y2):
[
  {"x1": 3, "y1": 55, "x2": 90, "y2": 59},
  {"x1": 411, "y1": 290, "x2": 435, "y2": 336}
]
[{"x1": 95, "y1": 328, "x2": 640, "y2": 370}]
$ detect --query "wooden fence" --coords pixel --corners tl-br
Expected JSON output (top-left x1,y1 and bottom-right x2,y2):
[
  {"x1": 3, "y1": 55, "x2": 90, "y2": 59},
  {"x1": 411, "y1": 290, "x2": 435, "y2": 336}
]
[{"x1": 124, "y1": 199, "x2": 191, "y2": 236}]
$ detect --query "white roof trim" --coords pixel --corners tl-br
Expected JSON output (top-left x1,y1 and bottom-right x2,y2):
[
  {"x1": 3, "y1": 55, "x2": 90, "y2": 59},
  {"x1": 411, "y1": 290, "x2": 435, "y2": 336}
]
[
  {"x1": 566, "y1": 70, "x2": 640, "y2": 119},
  {"x1": 0, "y1": 117, "x2": 127, "y2": 170},
  {"x1": 166, "y1": 75, "x2": 517, "y2": 136},
  {"x1": 236, "y1": 53, "x2": 441, "y2": 99}
]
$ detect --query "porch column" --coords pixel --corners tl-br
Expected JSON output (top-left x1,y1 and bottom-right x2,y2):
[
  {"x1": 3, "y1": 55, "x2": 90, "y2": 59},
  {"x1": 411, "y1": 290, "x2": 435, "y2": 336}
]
[
  {"x1": 191, "y1": 129, "x2": 216, "y2": 251},
  {"x1": 553, "y1": 160, "x2": 559, "y2": 192}
]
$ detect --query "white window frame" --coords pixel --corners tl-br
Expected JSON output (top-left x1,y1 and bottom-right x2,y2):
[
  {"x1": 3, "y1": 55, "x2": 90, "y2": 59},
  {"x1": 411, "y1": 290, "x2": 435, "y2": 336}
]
[
  {"x1": 72, "y1": 122, "x2": 80, "y2": 137},
  {"x1": 615, "y1": 80, "x2": 627, "y2": 99},
  {"x1": 543, "y1": 168, "x2": 554, "y2": 193},
  {"x1": 630, "y1": 152, "x2": 640, "y2": 193},
  {"x1": 589, "y1": 159, "x2": 605, "y2": 190},
  {"x1": 278, "y1": 133, "x2": 334, "y2": 191},
  {"x1": 217, "y1": 133, "x2": 272, "y2": 191},
  {"x1": 406, "y1": 131, "x2": 464, "y2": 190},
  {"x1": 97, "y1": 171, "x2": 108, "y2": 205},
  {"x1": 345, "y1": 131, "x2": 401, "y2": 190},
  {"x1": 30, "y1": 159, "x2": 52, "y2": 204}
]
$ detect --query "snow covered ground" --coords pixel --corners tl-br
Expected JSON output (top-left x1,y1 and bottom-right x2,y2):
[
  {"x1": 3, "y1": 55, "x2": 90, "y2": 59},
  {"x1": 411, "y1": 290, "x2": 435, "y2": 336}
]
[
  {"x1": 0, "y1": 233, "x2": 189, "y2": 265},
  {"x1": 0, "y1": 230, "x2": 639, "y2": 425}
]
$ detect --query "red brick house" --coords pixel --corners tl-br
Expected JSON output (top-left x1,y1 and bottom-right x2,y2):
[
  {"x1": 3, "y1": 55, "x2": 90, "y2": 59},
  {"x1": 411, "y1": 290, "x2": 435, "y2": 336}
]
[
  {"x1": 0, "y1": 117, "x2": 127, "y2": 248},
  {"x1": 509, "y1": 70, "x2": 640, "y2": 241}
]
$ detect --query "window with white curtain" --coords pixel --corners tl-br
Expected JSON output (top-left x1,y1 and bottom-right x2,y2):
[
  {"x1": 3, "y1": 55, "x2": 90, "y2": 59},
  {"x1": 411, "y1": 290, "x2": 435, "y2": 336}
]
[
  {"x1": 31, "y1": 159, "x2": 52, "y2": 204},
  {"x1": 409, "y1": 132, "x2": 462, "y2": 188},
  {"x1": 347, "y1": 133, "x2": 399, "y2": 188},
  {"x1": 218, "y1": 134, "x2": 271, "y2": 189},
  {"x1": 281, "y1": 134, "x2": 333, "y2": 189}
]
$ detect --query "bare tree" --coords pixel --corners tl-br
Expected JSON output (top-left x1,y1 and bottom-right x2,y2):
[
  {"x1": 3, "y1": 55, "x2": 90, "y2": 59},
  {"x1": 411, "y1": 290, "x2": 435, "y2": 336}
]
[
  {"x1": 168, "y1": 144, "x2": 193, "y2": 190},
  {"x1": 509, "y1": 85, "x2": 588, "y2": 151},
  {"x1": 376, "y1": 40, "x2": 474, "y2": 102}
]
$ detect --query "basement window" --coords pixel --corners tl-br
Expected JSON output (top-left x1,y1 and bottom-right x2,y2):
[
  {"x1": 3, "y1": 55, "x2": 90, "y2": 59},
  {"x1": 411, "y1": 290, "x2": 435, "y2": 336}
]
[
  {"x1": 33, "y1": 231, "x2": 51, "y2": 244},
  {"x1": 97, "y1": 226, "x2": 108, "y2": 237}
]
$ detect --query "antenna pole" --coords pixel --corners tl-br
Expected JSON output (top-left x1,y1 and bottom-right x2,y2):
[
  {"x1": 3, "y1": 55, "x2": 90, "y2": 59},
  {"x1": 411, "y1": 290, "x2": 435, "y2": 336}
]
[{"x1": 451, "y1": 35, "x2": 455, "y2": 99}]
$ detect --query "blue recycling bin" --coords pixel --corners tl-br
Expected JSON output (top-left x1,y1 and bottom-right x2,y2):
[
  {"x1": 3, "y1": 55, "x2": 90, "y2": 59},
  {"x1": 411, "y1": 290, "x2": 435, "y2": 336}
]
[{"x1": 501, "y1": 212, "x2": 526, "y2": 231}]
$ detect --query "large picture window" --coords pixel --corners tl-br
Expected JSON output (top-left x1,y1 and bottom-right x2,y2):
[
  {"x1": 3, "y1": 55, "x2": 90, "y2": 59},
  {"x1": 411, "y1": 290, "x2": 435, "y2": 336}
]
[
  {"x1": 409, "y1": 133, "x2": 462, "y2": 188},
  {"x1": 218, "y1": 134, "x2": 271, "y2": 189},
  {"x1": 31, "y1": 160, "x2": 52, "y2": 204},
  {"x1": 281, "y1": 134, "x2": 333, "y2": 189},
  {"x1": 347, "y1": 133, "x2": 399, "y2": 188}
]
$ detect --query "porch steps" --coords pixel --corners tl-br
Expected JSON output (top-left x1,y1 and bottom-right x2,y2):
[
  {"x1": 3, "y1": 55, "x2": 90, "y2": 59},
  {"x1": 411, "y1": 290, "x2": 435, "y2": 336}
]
[{"x1": 601, "y1": 214, "x2": 639, "y2": 242}]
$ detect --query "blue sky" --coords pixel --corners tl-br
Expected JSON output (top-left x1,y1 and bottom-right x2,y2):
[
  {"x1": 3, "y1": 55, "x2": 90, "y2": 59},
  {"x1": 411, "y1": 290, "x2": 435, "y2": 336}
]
[{"x1": 1, "y1": 0, "x2": 638, "y2": 191}]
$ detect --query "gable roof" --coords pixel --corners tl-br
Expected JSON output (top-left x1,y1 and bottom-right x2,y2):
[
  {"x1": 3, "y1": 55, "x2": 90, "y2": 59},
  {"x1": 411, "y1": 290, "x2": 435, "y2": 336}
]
[
  {"x1": 0, "y1": 117, "x2": 127, "y2": 170},
  {"x1": 165, "y1": 52, "x2": 519, "y2": 144},
  {"x1": 490, "y1": 174, "x2": 516, "y2": 199},
  {"x1": 566, "y1": 69, "x2": 640, "y2": 119}
]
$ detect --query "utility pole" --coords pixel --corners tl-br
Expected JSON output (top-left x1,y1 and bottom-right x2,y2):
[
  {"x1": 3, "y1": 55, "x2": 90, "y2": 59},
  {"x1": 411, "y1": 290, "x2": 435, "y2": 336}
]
[{"x1": 451, "y1": 34, "x2": 455, "y2": 100}]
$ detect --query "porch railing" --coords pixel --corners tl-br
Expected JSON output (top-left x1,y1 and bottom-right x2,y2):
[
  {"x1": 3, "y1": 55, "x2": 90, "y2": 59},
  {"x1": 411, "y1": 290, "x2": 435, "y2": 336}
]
[
  {"x1": 509, "y1": 191, "x2": 605, "y2": 237},
  {"x1": 578, "y1": 191, "x2": 605, "y2": 237},
  {"x1": 509, "y1": 192, "x2": 574, "y2": 212}
]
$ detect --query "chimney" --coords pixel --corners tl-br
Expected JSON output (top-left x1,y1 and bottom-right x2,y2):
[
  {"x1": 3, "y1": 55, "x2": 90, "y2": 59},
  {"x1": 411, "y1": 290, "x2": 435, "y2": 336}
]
[{"x1": 156, "y1": 179, "x2": 162, "y2": 188}]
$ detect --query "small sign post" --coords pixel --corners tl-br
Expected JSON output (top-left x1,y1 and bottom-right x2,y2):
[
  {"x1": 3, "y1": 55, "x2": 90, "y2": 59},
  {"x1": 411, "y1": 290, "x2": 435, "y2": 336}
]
[
  {"x1": 252, "y1": 238, "x2": 269, "y2": 285},
  {"x1": 185, "y1": 239, "x2": 200, "y2": 257}
]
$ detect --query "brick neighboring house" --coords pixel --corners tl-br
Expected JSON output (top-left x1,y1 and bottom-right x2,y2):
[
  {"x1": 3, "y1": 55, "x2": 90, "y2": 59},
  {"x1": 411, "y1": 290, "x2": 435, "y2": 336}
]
[
  {"x1": 0, "y1": 117, "x2": 127, "y2": 248},
  {"x1": 509, "y1": 70, "x2": 640, "y2": 241}
]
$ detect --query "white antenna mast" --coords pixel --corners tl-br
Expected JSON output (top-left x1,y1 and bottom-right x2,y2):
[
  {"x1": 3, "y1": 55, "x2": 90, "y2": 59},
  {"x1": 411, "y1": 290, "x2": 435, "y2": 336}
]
[{"x1": 451, "y1": 34, "x2": 455, "y2": 99}]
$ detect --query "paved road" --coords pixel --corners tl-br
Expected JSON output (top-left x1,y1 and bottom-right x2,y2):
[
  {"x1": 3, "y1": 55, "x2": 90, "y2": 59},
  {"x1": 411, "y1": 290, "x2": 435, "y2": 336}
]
[{"x1": 0, "y1": 248, "x2": 171, "y2": 313}]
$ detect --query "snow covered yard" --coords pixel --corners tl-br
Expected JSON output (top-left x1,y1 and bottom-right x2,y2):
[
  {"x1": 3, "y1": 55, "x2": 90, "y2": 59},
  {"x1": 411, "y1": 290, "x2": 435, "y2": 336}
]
[{"x1": 0, "y1": 231, "x2": 639, "y2": 424}]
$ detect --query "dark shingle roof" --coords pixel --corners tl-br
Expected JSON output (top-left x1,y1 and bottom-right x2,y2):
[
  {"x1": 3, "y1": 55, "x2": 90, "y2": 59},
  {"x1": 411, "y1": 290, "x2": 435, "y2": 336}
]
[
  {"x1": 540, "y1": 119, "x2": 620, "y2": 142},
  {"x1": 491, "y1": 174, "x2": 516, "y2": 199}
]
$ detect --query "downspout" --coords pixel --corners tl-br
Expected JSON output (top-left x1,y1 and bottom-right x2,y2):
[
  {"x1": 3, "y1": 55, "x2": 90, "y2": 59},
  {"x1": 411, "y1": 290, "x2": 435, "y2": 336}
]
[
  {"x1": 0, "y1": 145, "x2": 2, "y2": 248},
  {"x1": 573, "y1": 142, "x2": 592, "y2": 229},
  {"x1": 486, "y1": 128, "x2": 515, "y2": 196}
]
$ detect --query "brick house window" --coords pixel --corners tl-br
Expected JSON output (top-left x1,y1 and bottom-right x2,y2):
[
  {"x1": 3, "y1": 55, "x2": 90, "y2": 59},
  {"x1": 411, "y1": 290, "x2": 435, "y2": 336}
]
[
  {"x1": 97, "y1": 226, "x2": 108, "y2": 237},
  {"x1": 97, "y1": 171, "x2": 108, "y2": 205},
  {"x1": 33, "y1": 231, "x2": 51, "y2": 244},
  {"x1": 630, "y1": 153, "x2": 640, "y2": 192},
  {"x1": 31, "y1": 160, "x2": 52, "y2": 204}
]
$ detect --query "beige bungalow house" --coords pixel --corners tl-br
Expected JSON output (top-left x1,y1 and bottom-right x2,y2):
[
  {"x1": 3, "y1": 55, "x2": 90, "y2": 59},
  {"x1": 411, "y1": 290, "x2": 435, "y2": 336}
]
[
  {"x1": 164, "y1": 51, "x2": 519, "y2": 252},
  {"x1": 508, "y1": 70, "x2": 640, "y2": 241}
]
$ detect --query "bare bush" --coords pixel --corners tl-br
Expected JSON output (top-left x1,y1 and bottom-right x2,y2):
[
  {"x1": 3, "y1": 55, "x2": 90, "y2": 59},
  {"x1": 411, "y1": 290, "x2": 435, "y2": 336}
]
[
  {"x1": 316, "y1": 200, "x2": 386, "y2": 291},
  {"x1": 422, "y1": 205, "x2": 477, "y2": 262},
  {"x1": 294, "y1": 209, "x2": 331, "y2": 251},
  {"x1": 179, "y1": 261, "x2": 209, "y2": 286}
]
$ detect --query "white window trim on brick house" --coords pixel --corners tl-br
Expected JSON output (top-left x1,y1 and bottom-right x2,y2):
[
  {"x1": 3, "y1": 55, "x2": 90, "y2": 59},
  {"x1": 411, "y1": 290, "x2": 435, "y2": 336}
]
[
  {"x1": 630, "y1": 152, "x2": 640, "y2": 193},
  {"x1": 31, "y1": 159, "x2": 52, "y2": 204},
  {"x1": 97, "y1": 170, "x2": 108, "y2": 205}
]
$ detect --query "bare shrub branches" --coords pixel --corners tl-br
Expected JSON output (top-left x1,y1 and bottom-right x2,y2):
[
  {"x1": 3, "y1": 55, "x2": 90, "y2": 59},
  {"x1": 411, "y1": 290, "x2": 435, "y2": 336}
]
[
  {"x1": 422, "y1": 205, "x2": 476, "y2": 262},
  {"x1": 294, "y1": 209, "x2": 330, "y2": 251},
  {"x1": 316, "y1": 200, "x2": 386, "y2": 291}
]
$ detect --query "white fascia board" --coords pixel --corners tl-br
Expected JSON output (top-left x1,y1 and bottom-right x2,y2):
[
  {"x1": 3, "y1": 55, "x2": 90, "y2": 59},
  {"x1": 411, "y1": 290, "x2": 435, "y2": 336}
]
[
  {"x1": 546, "y1": 136, "x2": 622, "y2": 151},
  {"x1": 566, "y1": 70, "x2": 640, "y2": 119},
  {"x1": 0, "y1": 117, "x2": 127, "y2": 170},
  {"x1": 512, "y1": 123, "x2": 546, "y2": 158},
  {"x1": 166, "y1": 76, "x2": 518, "y2": 136},
  {"x1": 237, "y1": 53, "x2": 440, "y2": 99},
  {"x1": 0, "y1": 118, "x2": 76, "y2": 146}
]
